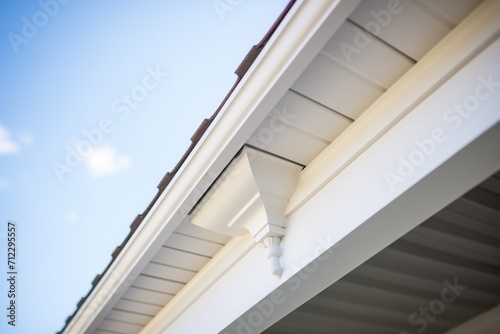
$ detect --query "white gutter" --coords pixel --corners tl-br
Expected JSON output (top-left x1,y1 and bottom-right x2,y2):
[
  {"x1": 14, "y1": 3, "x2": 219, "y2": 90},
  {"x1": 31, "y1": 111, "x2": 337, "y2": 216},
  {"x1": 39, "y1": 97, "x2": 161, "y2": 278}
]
[{"x1": 63, "y1": 0, "x2": 360, "y2": 332}]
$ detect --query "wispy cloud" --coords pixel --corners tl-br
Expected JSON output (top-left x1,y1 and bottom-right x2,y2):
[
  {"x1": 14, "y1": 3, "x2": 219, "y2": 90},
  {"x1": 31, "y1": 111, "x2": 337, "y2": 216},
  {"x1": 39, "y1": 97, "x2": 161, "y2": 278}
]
[
  {"x1": 0, "y1": 124, "x2": 20, "y2": 155},
  {"x1": 84, "y1": 145, "x2": 131, "y2": 178}
]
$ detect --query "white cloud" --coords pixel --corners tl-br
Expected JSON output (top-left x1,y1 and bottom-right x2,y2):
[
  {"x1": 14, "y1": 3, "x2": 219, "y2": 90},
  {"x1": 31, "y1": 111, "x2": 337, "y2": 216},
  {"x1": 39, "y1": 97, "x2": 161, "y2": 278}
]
[
  {"x1": 0, "y1": 124, "x2": 19, "y2": 155},
  {"x1": 0, "y1": 178, "x2": 9, "y2": 191},
  {"x1": 84, "y1": 145, "x2": 131, "y2": 178}
]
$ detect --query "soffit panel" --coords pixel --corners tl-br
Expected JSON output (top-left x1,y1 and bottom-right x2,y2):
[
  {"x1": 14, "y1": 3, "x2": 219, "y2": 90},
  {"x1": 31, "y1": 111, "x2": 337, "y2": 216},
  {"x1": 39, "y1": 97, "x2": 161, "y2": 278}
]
[{"x1": 265, "y1": 172, "x2": 500, "y2": 334}]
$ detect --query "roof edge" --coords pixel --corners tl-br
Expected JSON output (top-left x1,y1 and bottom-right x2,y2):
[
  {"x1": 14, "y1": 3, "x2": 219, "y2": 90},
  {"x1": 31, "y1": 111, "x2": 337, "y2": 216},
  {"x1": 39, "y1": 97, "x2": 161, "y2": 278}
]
[{"x1": 59, "y1": 1, "x2": 296, "y2": 333}]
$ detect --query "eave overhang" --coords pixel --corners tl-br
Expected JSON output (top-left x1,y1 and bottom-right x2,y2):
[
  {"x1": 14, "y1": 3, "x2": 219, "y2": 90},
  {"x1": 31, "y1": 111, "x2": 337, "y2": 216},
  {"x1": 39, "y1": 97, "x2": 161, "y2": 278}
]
[{"x1": 61, "y1": 0, "x2": 357, "y2": 332}]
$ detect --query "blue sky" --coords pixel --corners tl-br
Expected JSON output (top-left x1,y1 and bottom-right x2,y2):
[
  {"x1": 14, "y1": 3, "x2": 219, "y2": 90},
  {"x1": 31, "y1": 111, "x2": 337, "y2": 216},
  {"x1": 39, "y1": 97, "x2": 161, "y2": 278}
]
[{"x1": 0, "y1": 1, "x2": 289, "y2": 332}]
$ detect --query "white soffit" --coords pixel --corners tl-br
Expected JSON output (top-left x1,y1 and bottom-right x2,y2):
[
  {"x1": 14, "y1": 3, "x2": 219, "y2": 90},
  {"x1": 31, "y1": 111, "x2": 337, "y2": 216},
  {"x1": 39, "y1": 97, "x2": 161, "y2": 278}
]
[
  {"x1": 64, "y1": 0, "x2": 498, "y2": 332},
  {"x1": 63, "y1": 0, "x2": 363, "y2": 333}
]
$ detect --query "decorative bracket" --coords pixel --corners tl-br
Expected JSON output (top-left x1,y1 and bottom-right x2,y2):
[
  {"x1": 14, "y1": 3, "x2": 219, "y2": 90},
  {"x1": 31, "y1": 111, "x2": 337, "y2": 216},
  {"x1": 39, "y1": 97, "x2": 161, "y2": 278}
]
[
  {"x1": 190, "y1": 147, "x2": 302, "y2": 278},
  {"x1": 263, "y1": 236, "x2": 283, "y2": 278}
]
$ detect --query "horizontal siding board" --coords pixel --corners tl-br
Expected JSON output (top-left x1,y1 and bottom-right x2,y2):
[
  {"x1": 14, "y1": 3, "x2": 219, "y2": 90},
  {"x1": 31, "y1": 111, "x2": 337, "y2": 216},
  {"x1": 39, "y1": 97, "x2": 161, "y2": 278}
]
[
  {"x1": 113, "y1": 299, "x2": 162, "y2": 317},
  {"x1": 164, "y1": 232, "x2": 222, "y2": 257},
  {"x1": 248, "y1": 115, "x2": 330, "y2": 166},
  {"x1": 94, "y1": 330, "x2": 122, "y2": 334},
  {"x1": 403, "y1": 228, "x2": 500, "y2": 267},
  {"x1": 247, "y1": 90, "x2": 352, "y2": 165},
  {"x1": 107, "y1": 309, "x2": 152, "y2": 326},
  {"x1": 175, "y1": 220, "x2": 230, "y2": 244},
  {"x1": 478, "y1": 175, "x2": 500, "y2": 195},
  {"x1": 151, "y1": 246, "x2": 210, "y2": 271},
  {"x1": 277, "y1": 309, "x2": 407, "y2": 334},
  {"x1": 291, "y1": 54, "x2": 384, "y2": 119},
  {"x1": 122, "y1": 287, "x2": 173, "y2": 306},
  {"x1": 416, "y1": 0, "x2": 484, "y2": 26},
  {"x1": 322, "y1": 20, "x2": 415, "y2": 88},
  {"x1": 142, "y1": 262, "x2": 196, "y2": 283},
  {"x1": 349, "y1": 0, "x2": 451, "y2": 60},
  {"x1": 132, "y1": 274, "x2": 184, "y2": 295},
  {"x1": 369, "y1": 247, "x2": 500, "y2": 293},
  {"x1": 447, "y1": 197, "x2": 500, "y2": 226},
  {"x1": 273, "y1": 90, "x2": 353, "y2": 141},
  {"x1": 434, "y1": 209, "x2": 500, "y2": 241},
  {"x1": 463, "y1": 187, "x2": 500, "y2": 212},
  {"x1": 98, "y1": 318, "x2": 142, "y2": 334}
]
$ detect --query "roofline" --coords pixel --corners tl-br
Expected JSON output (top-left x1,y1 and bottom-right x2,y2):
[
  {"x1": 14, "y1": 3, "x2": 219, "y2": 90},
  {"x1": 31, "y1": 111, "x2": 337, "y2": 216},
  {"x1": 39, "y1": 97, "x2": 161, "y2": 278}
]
[
  {"x1": 59, "y1": 1, "x2": 297, "y2": 333},
  {"x1": 63, "y1": 0, "x2": 353, "y2": 329}
]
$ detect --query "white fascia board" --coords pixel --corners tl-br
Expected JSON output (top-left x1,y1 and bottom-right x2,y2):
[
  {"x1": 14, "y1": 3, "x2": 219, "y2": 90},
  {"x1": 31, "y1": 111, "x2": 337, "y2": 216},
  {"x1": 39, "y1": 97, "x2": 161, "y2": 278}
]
[
  {"x1": 287, "y1": 0, "x2": 500, "y2": 215},
  {"x1": 63, "y1": 1, "x2": 360, "y2": 333},
  {"x1": 145, "y1": 16, "x2": 500, "y2": 333},
  {"x1": 222, "y1": 123, "x2": 500, "y2": 334}
]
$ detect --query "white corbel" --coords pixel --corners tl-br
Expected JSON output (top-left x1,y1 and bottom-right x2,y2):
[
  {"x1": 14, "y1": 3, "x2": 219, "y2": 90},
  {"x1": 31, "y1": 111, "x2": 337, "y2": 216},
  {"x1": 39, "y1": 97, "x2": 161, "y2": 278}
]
[{"x1": 190, "y1": 147, "x2": 302, "y2": 278}]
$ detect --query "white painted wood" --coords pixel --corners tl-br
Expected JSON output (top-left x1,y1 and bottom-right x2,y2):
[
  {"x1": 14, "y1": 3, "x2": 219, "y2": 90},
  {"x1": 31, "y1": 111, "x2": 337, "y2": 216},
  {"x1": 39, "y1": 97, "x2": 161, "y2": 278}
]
[
  {"x1": 139, "y1": 235, "x2": 256, "y2": 334},
  {"x1": 107, "y1": 309, "x2": 152, "y2": 326},
  {"x1": 132, "y1": 275, "x2": 184, "y2": 295},
  {"x1": 435, "y1": 205, "x2": 500, "y2": 238},
  {"x1": 443, "y1": 304, "x2": 500, "y2": 334},
  {"x1": 151, "y1": 247, "x2": 210, "y2": 271},
  {"x1": 220, "y1": 123, "x2": 500, "y2": 334},
  {"x1": 370, "y1": 247, "x2": 500, "y2": 293},
  {"x1": 94, "y1": 330, "x2": 117, "y2": 334},
  {"x1": 322, "y1": 20, "x2": 415, "y2": 88},
  {"x1": 448, "y1": 197, "x2": 500, "y2": 227},
  {"x1": 291, "y1": 53, "x2": 384, "y2": 119},
  {"x1": 122, "y1": 287, "x2": 173, "y2": 306},
  {"x1": 405, "y1": 225, "x2": 500, "y2": 266},
  {"x1": 174, "y1": 220, "x2": 230, "y2": 244},
  {"x1": 113, "y1": 299, "x2": 162, "y2": 317},
  {"x1": 479, "y1": 174, "x2": 500, "y2": 194},
  {"x1": 141, "y1": 262, "x2": 195, "y2": 283},
  {"x1": 65, "y1": 0, "x2": 496, "y2": 332},
  {"x1": 98, "y1": 318, "x2": 142, "y2": 334},
  {"x1": 191, "y1": 147, "x2": 303, "y2": 242},
  {"x1": 275, "y1": 90, "x2": 353, "y2": 139},
  {"x1": 287, "y1": 0, "x2": 500, "y2": 215},
  {"x1": 416, "y1": 0, "x2": 484, "y2": 26},
  {"x1": 248, "y1": 90, "x2": 352, "y2": 165},
  {"x1": 159, "y1": 32, "x2": 500, "y2": 330},
  {"x1": 349, "y1": 0, "x2": 451, "y2": 60},
  {"x1": 164, "y1": 232, "x2": 222, "y2": 257},
  {"x1": 63, "y1": 0, "x2": 364, "y2": 331}
]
